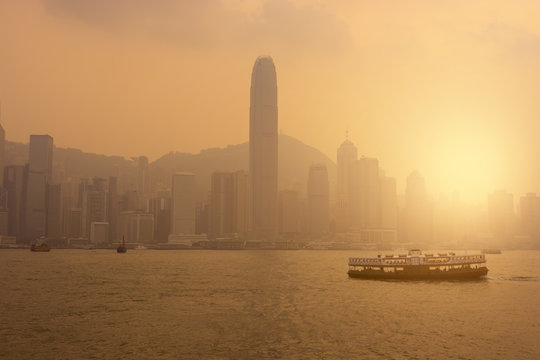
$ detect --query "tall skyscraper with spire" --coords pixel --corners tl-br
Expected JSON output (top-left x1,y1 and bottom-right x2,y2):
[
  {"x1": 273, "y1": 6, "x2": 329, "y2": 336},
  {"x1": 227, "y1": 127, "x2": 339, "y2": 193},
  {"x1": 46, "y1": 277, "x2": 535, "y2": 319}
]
[{"x1": 249, "y1": 56, "x2": 278, "y2": 240}]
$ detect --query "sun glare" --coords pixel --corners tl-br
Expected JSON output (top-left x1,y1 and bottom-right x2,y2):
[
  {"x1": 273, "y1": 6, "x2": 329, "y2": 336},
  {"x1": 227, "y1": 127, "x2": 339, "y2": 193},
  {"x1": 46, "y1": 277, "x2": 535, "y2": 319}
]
[{"x1": 434, "y1": 134, "x2": 499, "y2": 202}]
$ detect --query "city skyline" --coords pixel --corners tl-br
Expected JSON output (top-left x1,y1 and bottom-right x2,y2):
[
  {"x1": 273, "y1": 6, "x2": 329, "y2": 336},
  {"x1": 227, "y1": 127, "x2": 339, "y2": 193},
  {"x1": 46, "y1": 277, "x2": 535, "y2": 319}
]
[{"x1": 2, "y1": 1, "x2": 540, "y2": 202}]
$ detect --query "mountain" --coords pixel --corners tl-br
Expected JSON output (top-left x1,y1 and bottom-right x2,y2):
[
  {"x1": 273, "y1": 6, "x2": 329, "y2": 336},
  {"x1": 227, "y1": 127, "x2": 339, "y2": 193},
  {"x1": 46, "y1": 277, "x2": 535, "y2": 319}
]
[
  {"x1": 151, "y1": 134, "x2": 336, "y2": 201},
  {"x1": 5, "y1": 134, "x2": 336, "y2": 202}
]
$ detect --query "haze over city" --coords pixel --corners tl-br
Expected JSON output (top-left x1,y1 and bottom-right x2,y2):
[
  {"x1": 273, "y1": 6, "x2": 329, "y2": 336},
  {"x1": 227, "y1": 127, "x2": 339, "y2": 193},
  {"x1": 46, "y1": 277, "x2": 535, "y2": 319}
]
[
  {"x1": 1, "y1": 2, "x2": 539, "y2": 360},
  {"x1": 2, "y1": 0, "x2": 540, "y2": 201}
]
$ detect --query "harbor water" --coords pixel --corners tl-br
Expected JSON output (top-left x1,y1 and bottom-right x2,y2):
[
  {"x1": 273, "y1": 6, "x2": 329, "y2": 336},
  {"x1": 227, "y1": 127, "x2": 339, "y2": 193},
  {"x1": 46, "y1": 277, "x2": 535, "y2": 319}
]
[{"x1": 0, "y1": 250, "x2": 538, "y2": 359}]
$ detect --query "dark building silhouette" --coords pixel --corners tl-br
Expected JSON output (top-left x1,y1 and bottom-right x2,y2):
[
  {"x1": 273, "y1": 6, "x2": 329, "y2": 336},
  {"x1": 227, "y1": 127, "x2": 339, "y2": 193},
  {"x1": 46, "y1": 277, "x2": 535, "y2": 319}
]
[
  {"x1": 22, "y1": 135, "x2": 53, "y2": 242},
  {"x1": 3, "y1": 165, "x2": 27, "y2": 241},
  {"x1": 308, "y1": 164, "x2": 330, "y2": 235},
  {"x1": 208, "y1": 170, "x2": 249, "y2": 239},
  {"x1": 46, "y1": 184, "x2": 62, "y2": 239},
  {"x1": 249, "y1": 56, "x2": 278, "y2": 240},
  {"x1": 108, "y1": 176, "x2": 119, "y2": 242}
]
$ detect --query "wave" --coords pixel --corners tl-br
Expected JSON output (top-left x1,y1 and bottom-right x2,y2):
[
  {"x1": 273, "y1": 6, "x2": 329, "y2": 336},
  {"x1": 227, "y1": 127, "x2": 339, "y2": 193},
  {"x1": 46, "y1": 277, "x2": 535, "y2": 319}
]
[{"x1": 485, "y1": 276, "x2": 538, "y2": 282}]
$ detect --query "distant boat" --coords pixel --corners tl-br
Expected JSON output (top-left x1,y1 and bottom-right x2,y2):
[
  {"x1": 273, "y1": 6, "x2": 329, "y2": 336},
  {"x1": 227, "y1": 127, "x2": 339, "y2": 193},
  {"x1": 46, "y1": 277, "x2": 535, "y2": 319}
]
[
  {"x1": 117, "y1": 237, "x2": 127, "y2": 253},
  {"x1": 31, "y1": 243, "x2": 50, "y2": 252},
  {"x1": 135, "y1": 245, "x2": 147, "y2": 250},
  {"x1": 482, "y1": 249, "x2": 502, "y2": 254}
]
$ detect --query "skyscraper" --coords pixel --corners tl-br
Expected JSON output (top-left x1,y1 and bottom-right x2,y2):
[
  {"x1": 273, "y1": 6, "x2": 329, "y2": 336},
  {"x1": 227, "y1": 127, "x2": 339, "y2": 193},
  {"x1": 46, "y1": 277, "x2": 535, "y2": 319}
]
[
  {"x1": 0, "y1": 123, "x2": 5, "y2": 188},
  {"x1": 22, "y1": 135, "x2": 53, "y2": 242},
  {"x1": 170, "y1": 173, "x2": 195, "y2": 236},
  {"x1": 208, "y1": 170, "x2": 249, "y2": 239},
  {"x1": 3, "y1": 165, "x2": 27, "y2": 240},
  {"x1": 307, "y1": 164, "x2": 330, "y2": 235},
  {"x1": 137, "y1": 156, "x2": 150, "y2": 209},
  {"x1": 249, "y1": 56, "x2": 278, "y2": 240},
  {"x1": 352, "y1": 157, "x2": 380, "y2": 229}
]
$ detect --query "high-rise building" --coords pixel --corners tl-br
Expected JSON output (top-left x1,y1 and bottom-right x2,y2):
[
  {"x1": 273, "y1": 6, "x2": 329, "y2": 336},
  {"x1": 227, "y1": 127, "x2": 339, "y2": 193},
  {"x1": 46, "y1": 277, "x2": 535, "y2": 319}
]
[
  {"x1": 90, "y1": 222, "x2": 109, "y2": 244},
  {"x1": 137, "y1": 156, "x2": 150, "y2": 209},
  {"x1": 46, "y1": 184, "x2": 62, "y2": 239},
  {"x1": 404, "y1": 171, "x2": 432, "y2": 243},
  {"x1": 170, "y1": 173, "x2": 195, "y2": 236},
  {"x1": 3, "y1": 165, "x2": 27, "y2": 240},
  {"x1": 22, "y1": 135, "x2": 53, "y2": 242},
  {"x1": 68, "y1": 208, "x2": 82, "y2": 237},
  {"x1": 335, "y1": 138, "x2": 358, "y2": 232},
  {"x1": 519, "y1": 193, "x2": 540, "y2": 242},
  {"x1": 379, "y1": 175, "x2": 398, "y2": 229},
  {"x1": 108, "y1": 177, "x2": 119, "y2": 242},
  {"x1": 351, "y1": 157, "x2": 380, "y2": 229},
  {"x1": 80, "y1": 177, "x2": 107, "y2": 238},
  {"x1": 249, "y1": 56, "x2": 278, "y2": 240},
  {"x1": 488, "y1": 190, "x2": 514, "y2": 237},
  {"x1": 149, "y1": 191, "x2": 171, "y2": 243},
  {"x1": 0, "y1": 123, "x2": 5, "y2": 188},
  {"x1": 118, "y1": 212, "x2": 154, "y2": 243},
  {"x1": 208, "y1": 170, "x2": 249, "y2": 239},
  {"x1": 307, "y1": 164, "x2": 330, "y2": 235},
  {"x1": 278, "y1": 190, "x2": 300, "y2": 234}
]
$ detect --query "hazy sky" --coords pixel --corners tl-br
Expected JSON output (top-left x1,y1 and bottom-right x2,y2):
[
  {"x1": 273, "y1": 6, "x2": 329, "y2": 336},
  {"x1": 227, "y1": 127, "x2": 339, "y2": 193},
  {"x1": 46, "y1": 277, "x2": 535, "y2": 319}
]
[{"x1": 1, "y1": 0, "x2": 539, "y2": 201}]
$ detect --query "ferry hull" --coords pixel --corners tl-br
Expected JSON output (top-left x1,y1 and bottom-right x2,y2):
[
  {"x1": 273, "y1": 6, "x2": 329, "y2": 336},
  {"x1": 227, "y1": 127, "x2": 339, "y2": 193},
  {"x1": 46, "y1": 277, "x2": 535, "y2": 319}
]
[{"x1": 348, "y1": 267, "x2": 488, "y2": 280}]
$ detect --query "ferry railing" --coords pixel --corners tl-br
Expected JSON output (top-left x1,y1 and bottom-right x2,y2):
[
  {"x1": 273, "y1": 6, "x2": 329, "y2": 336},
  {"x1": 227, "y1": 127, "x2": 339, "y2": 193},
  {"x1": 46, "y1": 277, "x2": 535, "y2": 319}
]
[{"x1": 348, "y1": 255, "x2": 486, "y2": 267}]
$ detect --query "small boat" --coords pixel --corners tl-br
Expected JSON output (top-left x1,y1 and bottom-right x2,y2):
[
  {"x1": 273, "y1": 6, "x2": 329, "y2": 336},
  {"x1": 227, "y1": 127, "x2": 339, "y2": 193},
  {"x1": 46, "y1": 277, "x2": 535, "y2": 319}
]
[
  {"x1": 31, "y1": 243, "x2": 50, "y2": 252},
  {"x1": 348, "y1": 249, "x2": 488, "y2": 280},
  {"x1": 117, "y1": 237, "x2": 127, "y2": 253}
]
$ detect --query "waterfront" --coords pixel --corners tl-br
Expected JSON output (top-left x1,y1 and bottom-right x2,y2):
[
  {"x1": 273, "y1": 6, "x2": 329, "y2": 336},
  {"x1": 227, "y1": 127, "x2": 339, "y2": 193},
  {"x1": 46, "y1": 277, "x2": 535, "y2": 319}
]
[{"x1": 0, "y1": 250, "x2": 538, "y2": 359}]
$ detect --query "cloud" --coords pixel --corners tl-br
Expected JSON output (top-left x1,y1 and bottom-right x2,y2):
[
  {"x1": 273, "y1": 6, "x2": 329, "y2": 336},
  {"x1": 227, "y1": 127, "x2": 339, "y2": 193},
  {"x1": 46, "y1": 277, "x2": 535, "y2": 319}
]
[{"x1": 41, "y1": 0, "x2": 352, "y2": 55}]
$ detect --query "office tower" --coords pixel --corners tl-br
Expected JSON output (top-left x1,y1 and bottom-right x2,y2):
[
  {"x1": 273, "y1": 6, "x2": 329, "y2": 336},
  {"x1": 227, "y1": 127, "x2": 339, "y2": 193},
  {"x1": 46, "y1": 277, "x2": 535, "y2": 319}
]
[
  {"x1": 3, "y1": 165, "x2": 27, "y2": 240},
  {"x1": 69, "y1": 208, "x2": 82, "y2": 237},
  {"x1": 519, "y1": 193, "x2": 540, "y2": 241},
  {"x1": 307, "y1": 164, "x2": 330, "y2": 235},
  {"x1": 195, "y1": 202, "x2": 209, "y2": 235},
  {"x1": 46, "y1": 184, "x2": 62, "y2": 239},
  {"x1": 170, "y1": 173, "x2": 195, "y2": 235},
  {"x1": 119, "y1": 190, "x2": 140, "y2": 212},
  {"x1": 149, "y1": 191, "x2": 171, "y2": 243},
  {"x1": 133, "y1": 213, "x2": 154, "y2": 243},
  {"x1": 137, "y1": 156, "x2": 150, "y2": 209},
  {"x1": 279, "y1": 190, "x2": 300, "y2": 234},
  {"x1": 351, "y1": 157, "x2": 380, "y2": 229},
  {"x1": 22, "y1": 135, "x2": 53, "y2": 242},
  {"x1": 90, "y1": 222, "x2": 109, "y2": 244},
  {"x1": 108, "y1": 177, "x2": 119, "y2": 242},
  {"x1": 335, "y1": 137, "x2": 358, "y2": 232},
  {"x1": 80, "y1": 177, "x2": 107, "y2": 238},
  {"x1": 249, "y1": 56, "x2": 278, "y2": 240},
  {"x1": 208, "y1": 170, "x2": 249, "y2": 239},
  {"x1": 379, "y1": 175, "x2": 398, "y2": 229},
  {"x1": 0, "y1": 210, "x2": 7, "y2": 236},
  {"x1": 405, "y1": 171, "x2": 432, "y2": 243},
  {"x1": 488, "y1": 190, "x2": 514, "y2": 237},
  {"x1": 0, "y1": 123, "x2": 5, "y2": 188},
  {"x1": 29, "y1": 135, "x2": 54, "y2": 180},
  {"x1": 233, "y1": 170, "x2": 250, "y2": 237}
]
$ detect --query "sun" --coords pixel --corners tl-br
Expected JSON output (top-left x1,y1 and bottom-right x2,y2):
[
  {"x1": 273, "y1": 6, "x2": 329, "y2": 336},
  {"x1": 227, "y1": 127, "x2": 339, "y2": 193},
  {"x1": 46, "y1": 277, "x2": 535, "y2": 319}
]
[{"x1": 432, "y1": 133, "x2": 500, "y2": 203}]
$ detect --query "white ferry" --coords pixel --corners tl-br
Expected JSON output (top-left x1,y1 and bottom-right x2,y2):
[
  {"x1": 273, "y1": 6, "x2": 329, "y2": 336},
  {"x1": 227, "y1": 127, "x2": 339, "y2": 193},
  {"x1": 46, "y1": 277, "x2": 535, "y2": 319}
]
[{"x1": 348, "y1": 249, "x2": 488, "y2": 280}]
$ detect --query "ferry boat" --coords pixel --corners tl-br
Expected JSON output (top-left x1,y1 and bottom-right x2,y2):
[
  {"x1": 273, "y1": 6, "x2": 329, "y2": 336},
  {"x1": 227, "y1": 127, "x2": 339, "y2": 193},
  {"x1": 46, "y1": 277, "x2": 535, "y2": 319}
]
[
  {"x1": 348, "y1": 249, "x2": 488, "y2": 280},
  {"x1": 30, "y1": 243, "x2": 50, "y2": 252}
]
